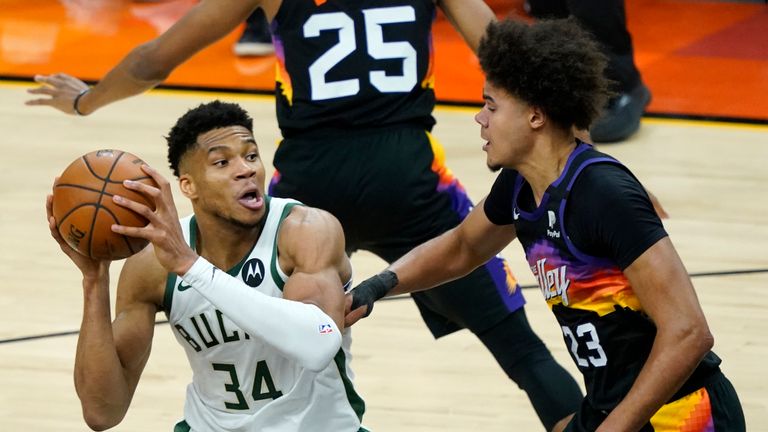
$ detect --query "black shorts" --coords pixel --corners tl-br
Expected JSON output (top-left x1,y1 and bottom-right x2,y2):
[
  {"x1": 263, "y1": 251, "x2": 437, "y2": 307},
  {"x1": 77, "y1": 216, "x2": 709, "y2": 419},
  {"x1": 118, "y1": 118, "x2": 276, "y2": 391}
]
[
  {"x1": 269, "y1": 126, "x2": 525, "y2": 336},
  {"x1": 565, "y1": 370, "x2": 745, "y2": 431}
]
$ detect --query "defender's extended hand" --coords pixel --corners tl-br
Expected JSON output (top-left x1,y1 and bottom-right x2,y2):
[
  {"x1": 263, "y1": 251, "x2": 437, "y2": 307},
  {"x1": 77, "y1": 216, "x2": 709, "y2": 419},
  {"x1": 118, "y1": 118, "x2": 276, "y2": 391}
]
[
  {"x1": 26, "y1": 73, "x2": 89, "y2": 115},
  {"x1": 344, "y1": 293, "x2": 368, "y2": 328},
  {"x1": 343, "y1": 270, "x2": 399, "y2": 327},
  {"x1": 110, "y1": 164, "x2": 198, "y2": 275}
]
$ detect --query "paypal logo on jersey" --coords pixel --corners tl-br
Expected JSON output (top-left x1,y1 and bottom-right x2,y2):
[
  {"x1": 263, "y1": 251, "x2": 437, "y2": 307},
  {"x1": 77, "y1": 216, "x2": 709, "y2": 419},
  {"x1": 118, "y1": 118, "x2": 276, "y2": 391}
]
[
  {"x1": 547, "y1": 210, "x2": 561, "y2": 238},
  {"x1": 241, "y1": 258, "x2": 265, "y2": 287}
]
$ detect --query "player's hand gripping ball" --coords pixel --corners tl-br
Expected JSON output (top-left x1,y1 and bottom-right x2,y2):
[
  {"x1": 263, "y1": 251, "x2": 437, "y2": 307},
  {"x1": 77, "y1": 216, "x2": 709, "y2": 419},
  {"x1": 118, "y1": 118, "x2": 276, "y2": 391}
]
[{"x1": 52, "y1": 149, "x2": 158, "y2": 260}]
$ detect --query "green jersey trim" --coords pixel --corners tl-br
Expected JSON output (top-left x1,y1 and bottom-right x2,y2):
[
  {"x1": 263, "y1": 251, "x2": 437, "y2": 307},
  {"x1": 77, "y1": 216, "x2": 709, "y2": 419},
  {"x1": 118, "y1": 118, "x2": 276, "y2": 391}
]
[
  {"x1": 162, "y1": 198, "x2": 272, "y2": 314},
  {"x1": 334, "y1": 348, "x2": 367, "y2": 422},
  {"x1": 173, "y1": 419, "x2": 190, "y2": 432},
  {"x1": 270, "y1": 201, "x2": 300, "y2": 292},
  {"x1": 173, "y1": 419, "x2": 369, "y2": 431}
]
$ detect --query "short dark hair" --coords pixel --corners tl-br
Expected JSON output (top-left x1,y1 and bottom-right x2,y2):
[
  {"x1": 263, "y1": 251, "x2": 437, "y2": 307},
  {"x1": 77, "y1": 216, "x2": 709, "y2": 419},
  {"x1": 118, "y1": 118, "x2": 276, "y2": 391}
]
[
  {"x1": 478, "y1": 17, "x2": 610, "y2": 131},
  {"x1": 166, "y1": 100, "x2": 254, "y2": 177}
]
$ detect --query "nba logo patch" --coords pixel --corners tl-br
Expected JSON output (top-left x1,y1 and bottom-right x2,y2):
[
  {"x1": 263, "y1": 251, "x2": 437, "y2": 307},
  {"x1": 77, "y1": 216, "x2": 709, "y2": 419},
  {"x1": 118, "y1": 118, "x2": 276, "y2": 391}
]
[{"x1": 318, "y1": 324, "x2": 334, "y2": 334}]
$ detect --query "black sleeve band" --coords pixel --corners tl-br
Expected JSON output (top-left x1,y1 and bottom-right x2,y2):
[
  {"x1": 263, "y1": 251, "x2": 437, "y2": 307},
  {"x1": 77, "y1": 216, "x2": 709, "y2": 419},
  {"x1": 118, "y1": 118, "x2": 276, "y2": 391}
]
[{"x1": 350, "y1": 270, "x2": 399, "y2": 317}]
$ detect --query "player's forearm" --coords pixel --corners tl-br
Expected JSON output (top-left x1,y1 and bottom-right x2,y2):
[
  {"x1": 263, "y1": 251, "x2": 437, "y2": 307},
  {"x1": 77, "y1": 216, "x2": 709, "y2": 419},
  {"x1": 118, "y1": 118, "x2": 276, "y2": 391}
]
[
  {"x1": 597, "y1": 326, "x2": 713, "y2": 431},
  {"x1": 76, "y1": 43, "x2": 168, "y2": 116},
  {"x1": 74, "y1": 276, "x2": 133, "y2": 430},
  {"x1": 181, "y1": 257, "x2": 342, "y2": 372},
  {"x1": 388, "y1": 227, "x2": 486, "y2": 296},
  {"x1": 438, "y1": 0, "x2": 496, "y2": 53}
]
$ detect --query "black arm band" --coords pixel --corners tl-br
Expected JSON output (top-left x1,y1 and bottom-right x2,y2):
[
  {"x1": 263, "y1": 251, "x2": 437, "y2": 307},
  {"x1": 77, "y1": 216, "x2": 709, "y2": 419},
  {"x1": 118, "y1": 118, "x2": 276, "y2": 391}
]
[
  {"x1": 351, "y1": 270, "x2": 399, "y2": 317},
  {"x1": 73, "y1": 88, "x2": 89, "y2": 116}
]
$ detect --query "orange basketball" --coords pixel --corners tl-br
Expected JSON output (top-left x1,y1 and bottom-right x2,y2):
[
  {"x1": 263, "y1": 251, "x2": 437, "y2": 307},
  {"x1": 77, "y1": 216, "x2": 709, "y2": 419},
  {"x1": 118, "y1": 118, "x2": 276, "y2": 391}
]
[{"x1": 52, "y1": 149, "x2": 159, "y2": 260}]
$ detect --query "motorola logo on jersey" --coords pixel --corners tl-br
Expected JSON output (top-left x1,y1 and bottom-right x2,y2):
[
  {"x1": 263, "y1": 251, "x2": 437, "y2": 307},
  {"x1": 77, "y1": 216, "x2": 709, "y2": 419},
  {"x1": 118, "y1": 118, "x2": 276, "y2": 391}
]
[{"x1": 242, "y1": 258, "x2": 265, "y2": 287}]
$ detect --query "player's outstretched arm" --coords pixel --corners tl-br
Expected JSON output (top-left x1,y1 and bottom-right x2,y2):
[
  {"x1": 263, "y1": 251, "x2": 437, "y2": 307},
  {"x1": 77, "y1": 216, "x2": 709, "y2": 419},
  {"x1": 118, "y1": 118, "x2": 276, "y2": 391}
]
[
  {"x1": 438, "y1": 0, "x2": 497, "y2": 53},
  {"x1": 25, "y1": 0, "x2": 260, "y2": 115},
  {"x1": 46, "y1": 187, "x2": 161, "y2": 430},
  {"x1": 346, "y1": 200, "x2": 516, "y2": 325},
  {"x1": 596, "y1": 237, "x2": 713, "y2": 431}
]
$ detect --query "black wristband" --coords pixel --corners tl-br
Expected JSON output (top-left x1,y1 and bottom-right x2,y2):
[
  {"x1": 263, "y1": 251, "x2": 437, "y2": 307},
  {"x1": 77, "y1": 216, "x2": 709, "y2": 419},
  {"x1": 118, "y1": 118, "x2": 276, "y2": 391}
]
[
  {"x1": 73, "y1": 88, "x2": 89, "y2": 116},
  {"x1": 350, "y1": 270, "x2": 399, "y2": 317}
]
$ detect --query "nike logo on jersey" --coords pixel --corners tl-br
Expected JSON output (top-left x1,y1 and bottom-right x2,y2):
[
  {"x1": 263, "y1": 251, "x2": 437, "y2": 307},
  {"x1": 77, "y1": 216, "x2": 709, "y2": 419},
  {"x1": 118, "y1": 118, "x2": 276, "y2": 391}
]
[{"x1": 178, "y1": 281, "x2": 192, "y2": 291}]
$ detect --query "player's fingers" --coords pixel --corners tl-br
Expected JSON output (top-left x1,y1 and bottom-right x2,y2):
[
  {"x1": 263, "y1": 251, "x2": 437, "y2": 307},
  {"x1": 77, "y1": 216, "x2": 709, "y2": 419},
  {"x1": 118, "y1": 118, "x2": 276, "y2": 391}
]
[
  {"x1": 47, "y1": 216, "x2": 57, "y2": 234},
  {"x1": 45, "y1": 194, "x2": 54, "y2": 219},
  {"x1": 140, "y1": 164, "x2": 172, "y2": 192},
  {"x1": 112, "y1": 194, "x2": 156, "y2": 220},
  {"x1": 111, "y1": 223, "x2": 153, "y2": 240},
  {"x1": 344, "y1": 306, "x2": 368, "y2": 327},
  {"x1": 41, "y1": 73, "x2": 71, "y2": 86},
  {"x1": 26, "y1": 87, "x2": 57, "y2": 96},
  {"x1": 24, "y1": 98, "x2": 55, "y2": 107},
  {"x1": 123, "y1": 179, "x2": 161, "y2": 198},
  {"x1": 33, "y1": 74, "x2": 52, "y2": 84}
]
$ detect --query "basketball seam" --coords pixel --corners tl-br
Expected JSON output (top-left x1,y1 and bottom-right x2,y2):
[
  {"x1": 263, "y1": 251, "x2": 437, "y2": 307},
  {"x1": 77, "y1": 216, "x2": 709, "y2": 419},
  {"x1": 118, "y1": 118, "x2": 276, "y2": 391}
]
[
  {"x1": 87, "y1": 151, "x2": 124, "y2": 259},
  {"x1": 56, "y1": 203, "x2": 100, "y2": 230},
  {"x1": 98, "y1": 205, "x2": 139, "y2": 255}
]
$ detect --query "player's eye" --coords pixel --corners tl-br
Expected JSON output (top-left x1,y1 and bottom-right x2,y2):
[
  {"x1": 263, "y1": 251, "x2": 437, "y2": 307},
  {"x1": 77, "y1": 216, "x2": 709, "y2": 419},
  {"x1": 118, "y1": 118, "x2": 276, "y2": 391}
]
[
  {"x1": 246, "y1": 153, "x2": 260, "y2": 162},
  {"x1": 213, "y1": 159, "x2": 228, "y2": 167}
]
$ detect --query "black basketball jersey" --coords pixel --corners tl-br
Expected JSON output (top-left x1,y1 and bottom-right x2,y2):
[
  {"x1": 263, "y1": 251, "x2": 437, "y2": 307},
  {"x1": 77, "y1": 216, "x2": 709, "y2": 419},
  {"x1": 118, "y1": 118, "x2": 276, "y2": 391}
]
[
  {"x1": 500, "y1": 143, "x2": 720, "y2": 411},
  {"x1": 271, "y1": 0, "x2": 437, "y2": 138}
]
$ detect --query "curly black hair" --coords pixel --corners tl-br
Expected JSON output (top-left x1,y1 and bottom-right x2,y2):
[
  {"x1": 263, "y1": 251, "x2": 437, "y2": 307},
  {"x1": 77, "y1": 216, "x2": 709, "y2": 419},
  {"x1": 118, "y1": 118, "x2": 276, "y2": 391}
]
[
  {"x1": 478, "y1": 17, "x2": 611, "y2": 131},
  {"x1": 166, "y1": 100, "x2": 254, "y2": 177}
]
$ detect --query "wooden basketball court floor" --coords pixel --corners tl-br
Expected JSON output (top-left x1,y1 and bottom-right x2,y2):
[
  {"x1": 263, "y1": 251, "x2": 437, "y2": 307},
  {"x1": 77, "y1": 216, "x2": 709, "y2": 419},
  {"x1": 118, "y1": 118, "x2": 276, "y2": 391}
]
[{"x1": 0, "y1": 81, "x2": 766, "y2": 430}]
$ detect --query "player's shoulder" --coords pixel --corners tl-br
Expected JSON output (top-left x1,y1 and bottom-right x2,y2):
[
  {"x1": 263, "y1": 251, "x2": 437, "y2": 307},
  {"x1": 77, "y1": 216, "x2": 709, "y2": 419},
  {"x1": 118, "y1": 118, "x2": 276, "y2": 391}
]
[
  {"x1": 281, "y1": 205, "x2": 343, "y2": 238},
  {"x1": 576, "y1": 161, "x2": 638, "y2": 195}
]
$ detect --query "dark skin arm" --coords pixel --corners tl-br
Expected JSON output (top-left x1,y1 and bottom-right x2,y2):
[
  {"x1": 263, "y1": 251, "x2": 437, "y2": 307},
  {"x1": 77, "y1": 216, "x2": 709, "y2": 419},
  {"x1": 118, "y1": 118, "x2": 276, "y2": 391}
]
[
  {"x1": 26, "y1": 0, "x2": 265, "y2": 115},
  {"x1": 596, "y1": 237, "x2": 713, "y2": 431},
  {"x1": 345, "y1": 199, "x2": 516, "y2": 326},
  {"x1": 45, "y1": 188, "x2": 165, "y2": 430}
]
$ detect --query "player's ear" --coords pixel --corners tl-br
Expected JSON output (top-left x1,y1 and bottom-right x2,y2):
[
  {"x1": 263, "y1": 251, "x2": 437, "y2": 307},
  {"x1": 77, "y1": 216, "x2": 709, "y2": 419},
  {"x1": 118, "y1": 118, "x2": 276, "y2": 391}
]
[
  {"x1": 529, "y1": 105, "x2": 546, "y2": 130},
  {"x1": 179, "y1": 174, "x2": 197, "y2": 199}
]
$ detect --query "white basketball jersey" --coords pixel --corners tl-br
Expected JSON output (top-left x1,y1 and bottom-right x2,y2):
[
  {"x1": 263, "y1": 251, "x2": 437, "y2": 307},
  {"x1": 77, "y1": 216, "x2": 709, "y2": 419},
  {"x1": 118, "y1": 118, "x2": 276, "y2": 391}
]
[{"x1": 163, "y1": 197, "x2": 365, "y2": 431}]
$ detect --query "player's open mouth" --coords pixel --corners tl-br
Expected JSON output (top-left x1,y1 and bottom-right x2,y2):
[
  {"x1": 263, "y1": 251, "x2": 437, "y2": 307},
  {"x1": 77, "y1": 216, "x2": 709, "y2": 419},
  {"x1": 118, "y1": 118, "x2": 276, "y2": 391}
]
[
  {"x1": 237, "y1": 189, "x2": 264, "y2": 211},
  {"x1": 482, "y1": 141, "x2": 490, "y2": 151}
]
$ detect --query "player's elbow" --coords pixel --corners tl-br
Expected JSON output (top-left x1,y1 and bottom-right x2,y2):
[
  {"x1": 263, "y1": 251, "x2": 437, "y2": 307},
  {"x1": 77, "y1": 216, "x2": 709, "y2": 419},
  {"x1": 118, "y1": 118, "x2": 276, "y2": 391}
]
[
  {"x1": 78, "y1": 392, "x2": 127, "y2": 431},
  {"x1": 693, "y1": 326, "x2": 715, "y2": 355},
  {"x1": 129, "y1": 42, "x2": 172, "y2": 83},
  {"x1": 81, "y1": 407, "x2": 125, "y2": 431},
  {"x1": 676, "y1": 317, "x2": 714, "y2": 358},
  {"x1": 301, "y1": 332, "x2": 342, "y2": 372}
]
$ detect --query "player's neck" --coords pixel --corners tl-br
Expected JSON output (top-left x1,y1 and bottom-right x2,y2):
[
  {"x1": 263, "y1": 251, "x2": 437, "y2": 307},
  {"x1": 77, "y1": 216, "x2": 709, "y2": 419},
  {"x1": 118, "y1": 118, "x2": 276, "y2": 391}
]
[
  {"x1": 193, "y1": 214, "x2": 264, "y2": 271},
  {"x1": 517, "y1": 130, "x2": 576, "y2": 206}
]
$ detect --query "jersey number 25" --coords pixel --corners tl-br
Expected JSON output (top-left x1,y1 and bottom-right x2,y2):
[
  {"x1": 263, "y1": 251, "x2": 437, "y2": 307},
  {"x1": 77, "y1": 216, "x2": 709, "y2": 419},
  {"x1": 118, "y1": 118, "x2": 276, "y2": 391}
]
[{"x1": 304, "y1": 6, "x2": 418, "y2": 100}]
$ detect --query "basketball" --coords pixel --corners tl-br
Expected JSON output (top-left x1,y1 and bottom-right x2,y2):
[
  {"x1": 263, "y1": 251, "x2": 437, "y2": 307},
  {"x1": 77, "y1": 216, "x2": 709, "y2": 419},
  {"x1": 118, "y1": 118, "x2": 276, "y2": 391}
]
[{"x1": 52, "y1": 149, "x2": 159, "y2": 260}]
